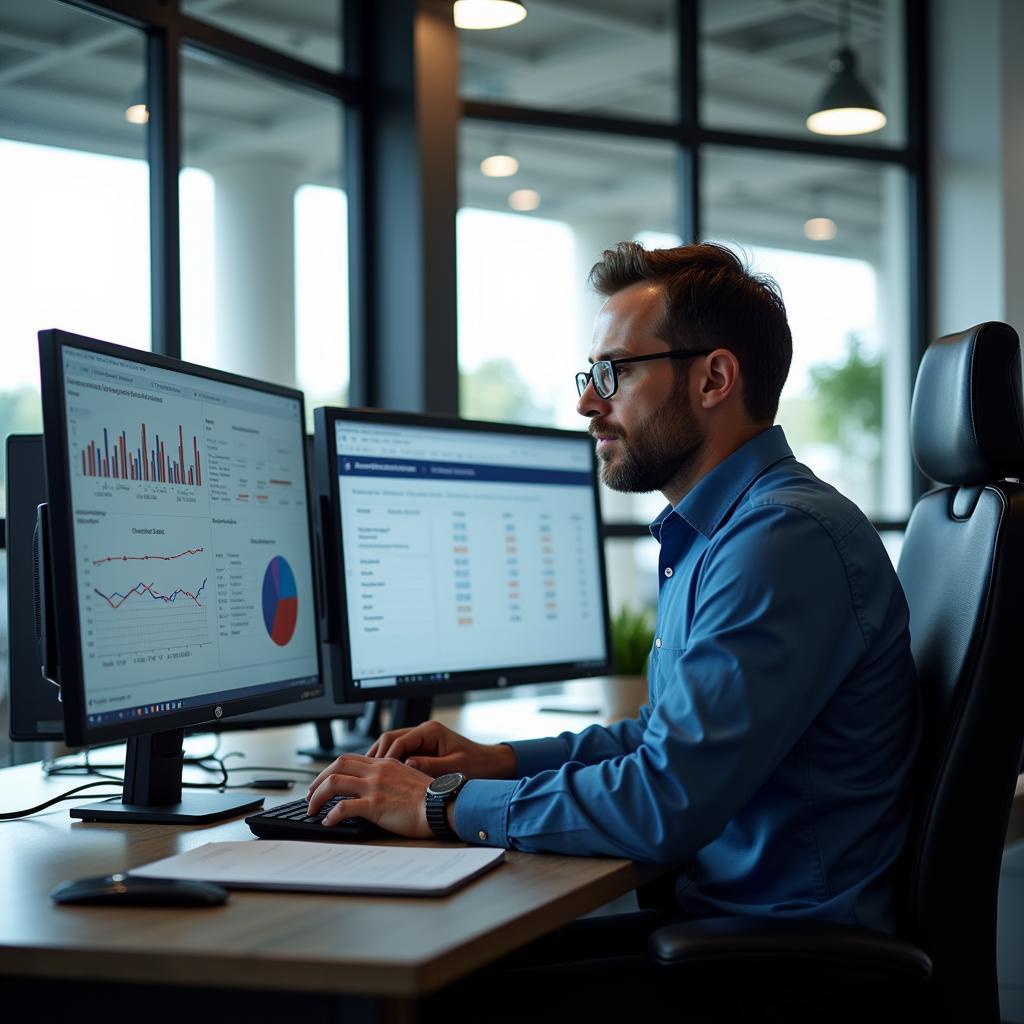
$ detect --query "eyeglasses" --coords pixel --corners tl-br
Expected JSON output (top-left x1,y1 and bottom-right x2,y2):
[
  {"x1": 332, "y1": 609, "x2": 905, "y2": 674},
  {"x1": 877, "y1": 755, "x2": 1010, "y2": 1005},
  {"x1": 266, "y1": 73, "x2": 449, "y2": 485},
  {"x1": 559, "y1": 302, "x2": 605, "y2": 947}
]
[{"x1": 575, "y1": 350, "x2": 715, "y2": 400}]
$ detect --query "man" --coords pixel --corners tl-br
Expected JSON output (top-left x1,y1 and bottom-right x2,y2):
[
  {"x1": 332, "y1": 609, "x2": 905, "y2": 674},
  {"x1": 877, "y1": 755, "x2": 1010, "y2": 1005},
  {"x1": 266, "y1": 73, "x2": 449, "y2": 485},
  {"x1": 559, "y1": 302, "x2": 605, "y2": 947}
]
[{"x1": 307, "y1": 241, "x2": 920, "y2": 935}]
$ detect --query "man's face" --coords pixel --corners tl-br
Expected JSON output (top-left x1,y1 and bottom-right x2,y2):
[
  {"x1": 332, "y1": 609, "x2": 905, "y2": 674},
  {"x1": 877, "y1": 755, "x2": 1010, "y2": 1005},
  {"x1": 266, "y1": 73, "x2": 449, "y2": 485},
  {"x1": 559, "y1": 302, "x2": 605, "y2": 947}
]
[{"x1": 577, "y1": 282, "x2": 705, "y2": 497}]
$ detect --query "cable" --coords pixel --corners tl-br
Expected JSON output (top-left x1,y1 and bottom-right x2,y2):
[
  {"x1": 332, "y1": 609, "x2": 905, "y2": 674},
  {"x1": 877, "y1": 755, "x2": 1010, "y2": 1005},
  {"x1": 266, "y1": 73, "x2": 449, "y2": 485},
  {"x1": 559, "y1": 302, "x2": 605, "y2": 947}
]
[
  {"x1": 0, "y1": 781, "x2": 123, "y2": 821},
  {"x1": 219, "y1": 764, "x2": 320, "y2": 777},
  {"x1": 40, "y1": 746, "x2": 316, "y2": 798},
  {"x1": 8, "y1": 737, "x2": 319, "y2": 820}
]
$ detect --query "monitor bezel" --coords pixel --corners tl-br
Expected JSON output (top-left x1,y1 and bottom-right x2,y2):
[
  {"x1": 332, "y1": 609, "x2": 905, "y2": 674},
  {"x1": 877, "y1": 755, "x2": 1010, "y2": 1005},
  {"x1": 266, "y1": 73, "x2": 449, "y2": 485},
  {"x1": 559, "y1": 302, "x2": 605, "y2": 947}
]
[
  {"x1": 314, "y1": 406, "x2": 613, "y2": 705},
  {"x1": 38, "y1": 328, "x2": 324, "y2": 748}
]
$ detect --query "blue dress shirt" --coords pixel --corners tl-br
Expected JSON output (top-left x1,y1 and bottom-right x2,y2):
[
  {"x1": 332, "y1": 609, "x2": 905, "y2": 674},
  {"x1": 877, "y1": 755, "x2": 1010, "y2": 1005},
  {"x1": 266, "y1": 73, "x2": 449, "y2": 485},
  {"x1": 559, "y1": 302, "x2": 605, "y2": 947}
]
[{"x1": 454, "y1": 426, "x2": 920, "y2": 932}]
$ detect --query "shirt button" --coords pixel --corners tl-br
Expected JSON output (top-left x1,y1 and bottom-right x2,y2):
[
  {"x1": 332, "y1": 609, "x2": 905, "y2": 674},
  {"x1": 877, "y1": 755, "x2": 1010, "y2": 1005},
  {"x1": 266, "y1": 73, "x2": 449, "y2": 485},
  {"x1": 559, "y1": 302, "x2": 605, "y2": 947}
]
[
  {"x1": 655, "y1": 638, "x2": 662, "y2": 648},
  {"x1": 664, "y1": 567, "x2": 673, "y2": 578},
  {"x1": 478, "y1": 830, "x2": 488, "y2": 842}
]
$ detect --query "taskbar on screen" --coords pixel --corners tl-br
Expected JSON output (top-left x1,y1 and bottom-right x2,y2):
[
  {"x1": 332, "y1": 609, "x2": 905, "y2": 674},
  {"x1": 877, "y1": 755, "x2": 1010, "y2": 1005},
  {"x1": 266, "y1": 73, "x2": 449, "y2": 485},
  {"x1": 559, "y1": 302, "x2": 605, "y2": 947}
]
[
  {"x1": 86, "y1": 676, "x2": 320, "y2": 727},
  {"x1": 352, "y1": 660, "x2": 608, "y2": 693}
]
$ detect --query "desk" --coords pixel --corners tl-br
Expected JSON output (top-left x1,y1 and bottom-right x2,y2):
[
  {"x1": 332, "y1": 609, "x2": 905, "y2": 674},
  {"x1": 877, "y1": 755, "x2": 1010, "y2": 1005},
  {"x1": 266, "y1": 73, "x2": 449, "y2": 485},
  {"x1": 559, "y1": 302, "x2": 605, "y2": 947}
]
[{"x1": 0, "y1": 690, "x2": 658, "y2": 1022}]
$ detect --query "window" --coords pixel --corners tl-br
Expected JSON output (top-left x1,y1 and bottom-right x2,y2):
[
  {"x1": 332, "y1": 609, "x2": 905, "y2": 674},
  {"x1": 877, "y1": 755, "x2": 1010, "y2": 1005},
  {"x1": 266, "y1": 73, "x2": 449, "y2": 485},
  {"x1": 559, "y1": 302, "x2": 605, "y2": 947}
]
[
  {"x1": 459, "y1": 0, "x2": 678, "y2": 121},
  {"x1": 699, "y1": 0, "x2": 906, "y2": 147},
  {"x1": 181, "y1": 0, "x2": 344, "y2": 72},
  {"x1": 702, "y1": 147, "x2": 911, "y2": 519},
  {"x1": 458, "y1": 124, "x2": 678, "y2": 434},
  {"x1": 179, "y1": 50, "x2": 348, "y2": 419},
  {"x1": 0, "y1": 0, "x2": 150, "y2": 506}
]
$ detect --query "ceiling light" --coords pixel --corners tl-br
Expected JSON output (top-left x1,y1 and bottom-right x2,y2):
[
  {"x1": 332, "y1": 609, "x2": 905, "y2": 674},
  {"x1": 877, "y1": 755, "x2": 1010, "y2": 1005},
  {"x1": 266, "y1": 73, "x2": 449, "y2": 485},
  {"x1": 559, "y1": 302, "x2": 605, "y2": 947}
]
[
  {"x1": 124, "y1": 80, "x2": 149, "y2": 125},
  {"x1": 508, "y1": 189, "x2": 540, "y2": 212},
  {"x1": 454, "y1": 1, "x2": 527, "y2": 30},
  {"x1": 806, "y1": 1, "x2": 886, "y2": 137},
  {"x1": 125, "y1": 103, "x2": 149, "y2": 125},
  {"x1": 481, "y1": 154, "x2": 519, "y2": 177},
  {"x1": 804, "y1": 216, "x2": 838, "y2": 241}
]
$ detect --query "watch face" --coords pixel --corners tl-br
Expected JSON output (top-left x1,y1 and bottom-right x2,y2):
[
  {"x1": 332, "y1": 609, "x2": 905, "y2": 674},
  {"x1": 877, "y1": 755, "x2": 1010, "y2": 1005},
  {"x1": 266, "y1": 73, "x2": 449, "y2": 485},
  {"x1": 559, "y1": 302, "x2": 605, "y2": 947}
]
[{"x1": 429, "y1": 772, "x2": 465, "y2": 796}]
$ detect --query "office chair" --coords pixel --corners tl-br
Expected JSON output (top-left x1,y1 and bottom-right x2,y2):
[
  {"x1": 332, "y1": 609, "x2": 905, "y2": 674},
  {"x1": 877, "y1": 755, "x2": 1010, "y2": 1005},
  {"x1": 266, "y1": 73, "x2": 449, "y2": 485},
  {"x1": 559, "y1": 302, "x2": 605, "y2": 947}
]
[{"x1": 647, "y1": 322, "x2": 1024, "y2": 1022}]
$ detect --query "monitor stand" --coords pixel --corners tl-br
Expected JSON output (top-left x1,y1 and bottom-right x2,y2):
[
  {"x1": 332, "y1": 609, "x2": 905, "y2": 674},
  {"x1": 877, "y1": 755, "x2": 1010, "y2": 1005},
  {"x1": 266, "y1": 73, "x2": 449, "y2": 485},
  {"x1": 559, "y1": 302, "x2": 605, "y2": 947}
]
[
  {"x1": 70, "y1": 728, "x2": 263, "y2": 824},
  {"x1": 389, "y1": 696, "x2": 433, "y2": 730},
  {"x1": 296, "y1": 698, "x2": 434, "y2": 760},
  {"x1": 297, "y1": 703, "x2": 382, "y2": 760}
]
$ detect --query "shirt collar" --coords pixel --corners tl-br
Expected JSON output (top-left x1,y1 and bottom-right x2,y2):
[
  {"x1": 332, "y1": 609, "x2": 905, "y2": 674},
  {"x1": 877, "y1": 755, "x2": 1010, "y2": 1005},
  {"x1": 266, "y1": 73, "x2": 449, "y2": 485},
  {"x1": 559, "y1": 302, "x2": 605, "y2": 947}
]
[{"x1": 648, "y1": 425, "x2": 794, "y2": 540}]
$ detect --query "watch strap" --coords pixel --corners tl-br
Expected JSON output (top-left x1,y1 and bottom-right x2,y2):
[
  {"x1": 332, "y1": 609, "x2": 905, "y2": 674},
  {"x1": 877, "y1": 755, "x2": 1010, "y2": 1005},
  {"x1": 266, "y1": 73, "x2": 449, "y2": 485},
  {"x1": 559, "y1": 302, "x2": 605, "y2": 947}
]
[{"x1": 425, "y1": 778, "x2": 465, "y2": 841}]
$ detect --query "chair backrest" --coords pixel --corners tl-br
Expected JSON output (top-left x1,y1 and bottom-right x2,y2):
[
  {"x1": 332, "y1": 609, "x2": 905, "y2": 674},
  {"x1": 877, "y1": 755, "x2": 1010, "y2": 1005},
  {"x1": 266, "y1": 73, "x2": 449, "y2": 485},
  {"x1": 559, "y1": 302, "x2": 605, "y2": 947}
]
[{"x1": 896, "y1": 321, "x2": 1024, "y2": 1019}]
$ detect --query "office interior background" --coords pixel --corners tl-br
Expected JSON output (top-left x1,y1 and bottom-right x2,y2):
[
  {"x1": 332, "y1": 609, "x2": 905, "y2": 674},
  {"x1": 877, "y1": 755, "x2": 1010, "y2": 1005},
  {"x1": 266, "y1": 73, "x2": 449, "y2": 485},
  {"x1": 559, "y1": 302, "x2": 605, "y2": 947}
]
[{"x1": 1, "y1": 0, "x2": 1022, "y2": 767}]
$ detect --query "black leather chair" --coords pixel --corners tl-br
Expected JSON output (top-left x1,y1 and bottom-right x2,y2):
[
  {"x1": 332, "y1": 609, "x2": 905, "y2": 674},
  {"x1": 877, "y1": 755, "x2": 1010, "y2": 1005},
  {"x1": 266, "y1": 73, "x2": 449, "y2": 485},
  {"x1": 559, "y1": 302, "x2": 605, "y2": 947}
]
[{"x1": 648, "y1": 322, "x2": 1024, "y2": 1022}]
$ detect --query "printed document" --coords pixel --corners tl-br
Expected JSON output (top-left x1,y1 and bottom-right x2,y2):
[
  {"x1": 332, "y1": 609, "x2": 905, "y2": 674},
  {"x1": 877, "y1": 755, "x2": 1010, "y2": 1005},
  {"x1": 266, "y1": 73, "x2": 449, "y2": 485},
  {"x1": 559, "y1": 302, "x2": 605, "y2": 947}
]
[{"x1": 131, "y1": 840, "x2": 505, "y2": 896}]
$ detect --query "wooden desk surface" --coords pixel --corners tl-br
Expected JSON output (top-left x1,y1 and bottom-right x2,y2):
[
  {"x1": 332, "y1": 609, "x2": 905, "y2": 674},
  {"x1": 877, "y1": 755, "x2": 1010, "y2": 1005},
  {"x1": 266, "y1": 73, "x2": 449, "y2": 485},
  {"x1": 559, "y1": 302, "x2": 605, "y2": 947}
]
[{"x1": 0, "y1": 689, "x2": 656, "y2": 998}]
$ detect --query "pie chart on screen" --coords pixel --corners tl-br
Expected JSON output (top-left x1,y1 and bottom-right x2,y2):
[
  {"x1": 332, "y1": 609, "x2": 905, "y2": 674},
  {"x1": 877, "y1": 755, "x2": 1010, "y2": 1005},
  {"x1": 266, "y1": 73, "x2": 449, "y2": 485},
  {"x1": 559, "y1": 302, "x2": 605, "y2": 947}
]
[{"x1": 261, "y1": 555, "x2": 298, "y2": 646}]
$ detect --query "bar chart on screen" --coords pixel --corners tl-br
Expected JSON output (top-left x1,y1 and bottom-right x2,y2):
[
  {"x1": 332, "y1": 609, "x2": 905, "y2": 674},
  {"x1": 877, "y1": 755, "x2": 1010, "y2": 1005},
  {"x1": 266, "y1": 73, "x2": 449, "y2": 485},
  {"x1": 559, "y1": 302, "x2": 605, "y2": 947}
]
[{"x1": 78, "y1": 421, "x2": 202, "y2": 486}]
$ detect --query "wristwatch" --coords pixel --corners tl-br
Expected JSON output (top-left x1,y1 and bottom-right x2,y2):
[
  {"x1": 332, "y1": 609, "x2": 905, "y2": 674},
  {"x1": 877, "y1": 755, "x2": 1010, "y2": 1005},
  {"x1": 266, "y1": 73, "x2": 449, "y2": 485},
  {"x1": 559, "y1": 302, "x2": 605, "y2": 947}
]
[{"x1": 425, "y1": 772, "x2": 467, "y2": 841}]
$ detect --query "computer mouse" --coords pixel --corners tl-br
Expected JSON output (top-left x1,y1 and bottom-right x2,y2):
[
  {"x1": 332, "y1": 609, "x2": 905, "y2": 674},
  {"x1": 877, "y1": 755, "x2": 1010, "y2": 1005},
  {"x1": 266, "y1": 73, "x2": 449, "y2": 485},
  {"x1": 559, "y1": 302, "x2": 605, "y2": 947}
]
[{"x1": 50, "y1": 873, "x2": 229, "y2": 907}]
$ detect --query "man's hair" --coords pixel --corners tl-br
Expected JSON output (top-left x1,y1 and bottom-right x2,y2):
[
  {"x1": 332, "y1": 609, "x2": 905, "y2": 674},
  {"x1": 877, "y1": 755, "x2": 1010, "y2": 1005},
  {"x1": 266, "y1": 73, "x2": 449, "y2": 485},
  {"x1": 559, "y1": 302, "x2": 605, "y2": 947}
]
[{"x1": 588, "y1": 241, "x2": 793, "y2": 422}]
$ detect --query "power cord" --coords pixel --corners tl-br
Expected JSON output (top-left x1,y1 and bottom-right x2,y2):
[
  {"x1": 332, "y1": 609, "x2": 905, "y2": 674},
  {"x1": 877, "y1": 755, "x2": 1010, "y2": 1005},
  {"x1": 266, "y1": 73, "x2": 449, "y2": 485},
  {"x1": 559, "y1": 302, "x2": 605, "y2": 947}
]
[
  {"x1": 3, "y1": 741, "x2": 323, "y2": 821},
  {"x1": 40, "y1": 745, "x2": 320, "y2": 790},
  {"x1": 0, "y1": 781, "x2": 124, "y2": 821}
]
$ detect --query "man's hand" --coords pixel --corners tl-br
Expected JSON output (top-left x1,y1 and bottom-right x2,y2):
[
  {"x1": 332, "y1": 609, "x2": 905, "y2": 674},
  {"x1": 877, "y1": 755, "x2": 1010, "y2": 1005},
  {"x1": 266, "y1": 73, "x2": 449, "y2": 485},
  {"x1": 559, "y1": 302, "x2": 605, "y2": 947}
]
[
  {"x1": 305, "y1": 754, "x2": 435, "y2": 837},
  {"x1": 367, "y1": 720, "x2": 516, "y2": 780}
]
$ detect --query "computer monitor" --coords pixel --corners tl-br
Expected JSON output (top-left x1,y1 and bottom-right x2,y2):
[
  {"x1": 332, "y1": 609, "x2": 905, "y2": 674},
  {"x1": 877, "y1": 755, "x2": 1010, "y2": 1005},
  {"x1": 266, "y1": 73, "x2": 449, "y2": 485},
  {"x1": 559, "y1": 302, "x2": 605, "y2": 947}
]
[
  {"x1": 6, "y1": 435, "x2": 62, "y2": 742},
  {"x1": 38, "y1": 329, "x2": 322, "y2": 823},
  {"x1": 313, "y1": 408, "x2": 612, "y2": 727},
  {"x1": 7, "y1": 433, "x2": 369, "y2": 758}
]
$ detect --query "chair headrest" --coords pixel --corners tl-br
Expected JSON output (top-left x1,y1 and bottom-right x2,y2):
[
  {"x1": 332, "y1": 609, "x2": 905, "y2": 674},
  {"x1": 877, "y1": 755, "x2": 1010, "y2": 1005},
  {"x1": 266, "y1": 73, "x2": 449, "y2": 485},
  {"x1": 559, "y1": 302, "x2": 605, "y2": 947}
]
[{"x1": 911, "y1": 321, "x2": 1024, "y2": 485}]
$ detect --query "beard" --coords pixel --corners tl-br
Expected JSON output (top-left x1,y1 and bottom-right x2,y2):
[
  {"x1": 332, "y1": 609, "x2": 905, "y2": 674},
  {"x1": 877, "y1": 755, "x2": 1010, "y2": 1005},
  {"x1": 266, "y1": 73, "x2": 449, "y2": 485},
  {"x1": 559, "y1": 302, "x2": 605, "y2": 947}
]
[{"x1": 592, "y1": 391, "x2": 705, "y2": 494}]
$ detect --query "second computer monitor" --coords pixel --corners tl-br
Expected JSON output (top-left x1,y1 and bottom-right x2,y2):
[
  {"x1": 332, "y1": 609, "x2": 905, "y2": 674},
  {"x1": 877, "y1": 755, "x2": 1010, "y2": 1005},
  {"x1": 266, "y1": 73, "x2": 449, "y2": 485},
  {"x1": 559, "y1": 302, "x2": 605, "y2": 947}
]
[{"x1": 314, "y1": 408, "x2": 612, "y2": 715}]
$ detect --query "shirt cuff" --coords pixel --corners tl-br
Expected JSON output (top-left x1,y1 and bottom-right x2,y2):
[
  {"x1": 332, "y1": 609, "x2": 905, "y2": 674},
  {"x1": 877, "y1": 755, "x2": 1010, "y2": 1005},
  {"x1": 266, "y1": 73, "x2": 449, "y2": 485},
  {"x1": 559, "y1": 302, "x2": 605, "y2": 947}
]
[
  {"x1": 453, "y1": 778, "x2": 517, "y2": 847},
  {"x1": 506, "y1": 736, "x2": 569, "y2": 777}
]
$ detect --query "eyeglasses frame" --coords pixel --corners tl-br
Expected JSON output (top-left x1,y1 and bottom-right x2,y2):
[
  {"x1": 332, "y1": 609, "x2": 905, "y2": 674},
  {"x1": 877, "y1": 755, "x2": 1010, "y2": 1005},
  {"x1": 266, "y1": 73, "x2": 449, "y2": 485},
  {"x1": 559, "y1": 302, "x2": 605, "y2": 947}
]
[{"x1": 576, "y1": 349, "x2": 717, "y2": 400}]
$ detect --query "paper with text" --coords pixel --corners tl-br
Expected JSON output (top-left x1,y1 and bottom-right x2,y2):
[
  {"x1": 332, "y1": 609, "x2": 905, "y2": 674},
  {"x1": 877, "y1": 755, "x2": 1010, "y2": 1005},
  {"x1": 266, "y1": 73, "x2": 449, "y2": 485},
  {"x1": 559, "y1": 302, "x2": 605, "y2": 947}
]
[{"x1": 131, "y1": 840, "x2": 505, "y2": 896}]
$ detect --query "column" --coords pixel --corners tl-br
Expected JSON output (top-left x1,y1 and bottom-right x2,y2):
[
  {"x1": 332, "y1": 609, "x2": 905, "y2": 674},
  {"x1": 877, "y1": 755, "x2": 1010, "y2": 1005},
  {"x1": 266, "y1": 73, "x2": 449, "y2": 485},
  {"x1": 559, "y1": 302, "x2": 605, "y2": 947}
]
[{"x1": 211, "y1": 156, "x2": 302, "y2": 387}]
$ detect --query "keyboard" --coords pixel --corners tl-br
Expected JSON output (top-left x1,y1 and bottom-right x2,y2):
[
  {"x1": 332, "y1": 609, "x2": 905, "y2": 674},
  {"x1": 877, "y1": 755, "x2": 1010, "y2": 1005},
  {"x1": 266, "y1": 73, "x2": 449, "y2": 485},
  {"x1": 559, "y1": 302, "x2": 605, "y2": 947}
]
[{"x1": 245, "y1": 795, "x2": 377, "y2": 841}]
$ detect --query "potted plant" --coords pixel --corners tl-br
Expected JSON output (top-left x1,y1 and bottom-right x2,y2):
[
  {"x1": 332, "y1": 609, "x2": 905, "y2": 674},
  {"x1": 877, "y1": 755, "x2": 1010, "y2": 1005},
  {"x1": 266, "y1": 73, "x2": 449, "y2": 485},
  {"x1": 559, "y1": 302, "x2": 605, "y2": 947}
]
[{"x1": 603, "y1": 604, "x2": 655, "y2": 722}]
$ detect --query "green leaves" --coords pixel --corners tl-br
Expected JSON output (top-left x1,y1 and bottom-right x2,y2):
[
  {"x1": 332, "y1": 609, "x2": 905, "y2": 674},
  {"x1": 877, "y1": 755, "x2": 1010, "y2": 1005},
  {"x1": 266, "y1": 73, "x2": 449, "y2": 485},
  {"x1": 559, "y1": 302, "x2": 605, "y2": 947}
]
[{"x1": 611, "y1": 604, "x2": 655, "y2": 676}]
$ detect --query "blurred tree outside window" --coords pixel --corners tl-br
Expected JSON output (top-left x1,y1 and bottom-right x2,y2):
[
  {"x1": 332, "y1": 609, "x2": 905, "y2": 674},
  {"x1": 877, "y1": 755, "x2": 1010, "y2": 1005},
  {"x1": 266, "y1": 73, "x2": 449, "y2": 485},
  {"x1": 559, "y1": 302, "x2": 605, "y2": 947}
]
[
  {"x1": 808, "y1": 334, "x2": 883, "y2": 510},
  {"x1": 459, "y1": 358, "x2": 555, "y2": 425}
]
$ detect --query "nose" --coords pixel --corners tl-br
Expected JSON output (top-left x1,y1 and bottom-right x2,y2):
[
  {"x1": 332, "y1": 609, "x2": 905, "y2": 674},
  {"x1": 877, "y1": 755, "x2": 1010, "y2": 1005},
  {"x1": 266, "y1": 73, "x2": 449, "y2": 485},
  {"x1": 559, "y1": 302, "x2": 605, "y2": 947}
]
[{"x1": 577, "y1": 379, "x2": 611, "y2": 420}]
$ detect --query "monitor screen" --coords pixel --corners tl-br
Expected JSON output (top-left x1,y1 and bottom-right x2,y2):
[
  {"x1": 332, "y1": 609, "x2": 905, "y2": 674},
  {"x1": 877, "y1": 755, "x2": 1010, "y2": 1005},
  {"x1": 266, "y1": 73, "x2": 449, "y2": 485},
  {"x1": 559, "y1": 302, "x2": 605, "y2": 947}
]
[
  {"x1": 316, "y1": 409, "x2": 611, "y2": 705},
  {"x1": 39, "y1": 331, "x2": 322, "y2": 748}
]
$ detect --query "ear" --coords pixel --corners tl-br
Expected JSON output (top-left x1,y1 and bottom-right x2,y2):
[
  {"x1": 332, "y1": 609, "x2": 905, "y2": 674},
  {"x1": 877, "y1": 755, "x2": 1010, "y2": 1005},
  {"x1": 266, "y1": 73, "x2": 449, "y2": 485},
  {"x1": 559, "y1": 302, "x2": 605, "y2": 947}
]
[{"x1": 697, "y1": 349, "x2": 740, "y2": 410}]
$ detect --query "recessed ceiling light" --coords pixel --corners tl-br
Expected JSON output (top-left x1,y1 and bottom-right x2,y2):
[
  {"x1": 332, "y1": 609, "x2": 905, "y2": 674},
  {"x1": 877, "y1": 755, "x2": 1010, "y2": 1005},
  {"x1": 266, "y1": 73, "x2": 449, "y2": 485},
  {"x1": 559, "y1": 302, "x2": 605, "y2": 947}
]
[
  {"x1": 454, "y1": 1, "x2": 527, "y2": 30},
  {"x1": 125, "y1": 103, "x2": 149, "y2": 125},
  {"x1": 804, "y1": 216, "x2": 838, "y2": 241},
  {"x1": 481, "y1": 154, "x2": 519, "y2": 177},
  {"x1": 508, "y1": 189, "x2": 540, "y2": 212}
]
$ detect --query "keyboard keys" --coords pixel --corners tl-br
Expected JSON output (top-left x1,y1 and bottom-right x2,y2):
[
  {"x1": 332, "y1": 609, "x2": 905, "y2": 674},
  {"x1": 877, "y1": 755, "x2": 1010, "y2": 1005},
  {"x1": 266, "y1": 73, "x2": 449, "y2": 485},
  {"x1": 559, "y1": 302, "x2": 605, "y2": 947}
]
[{"x1": 245, "y1": 795, "x2": 376, "y2": 841}]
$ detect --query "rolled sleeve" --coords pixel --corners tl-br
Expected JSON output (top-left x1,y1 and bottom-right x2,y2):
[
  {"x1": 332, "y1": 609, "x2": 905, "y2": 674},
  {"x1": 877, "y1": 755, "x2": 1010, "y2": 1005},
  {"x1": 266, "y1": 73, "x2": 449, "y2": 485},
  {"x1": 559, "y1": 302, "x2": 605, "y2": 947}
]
[{"x1": 453, "y1": 778, "x2": 517, "y2": 847}]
